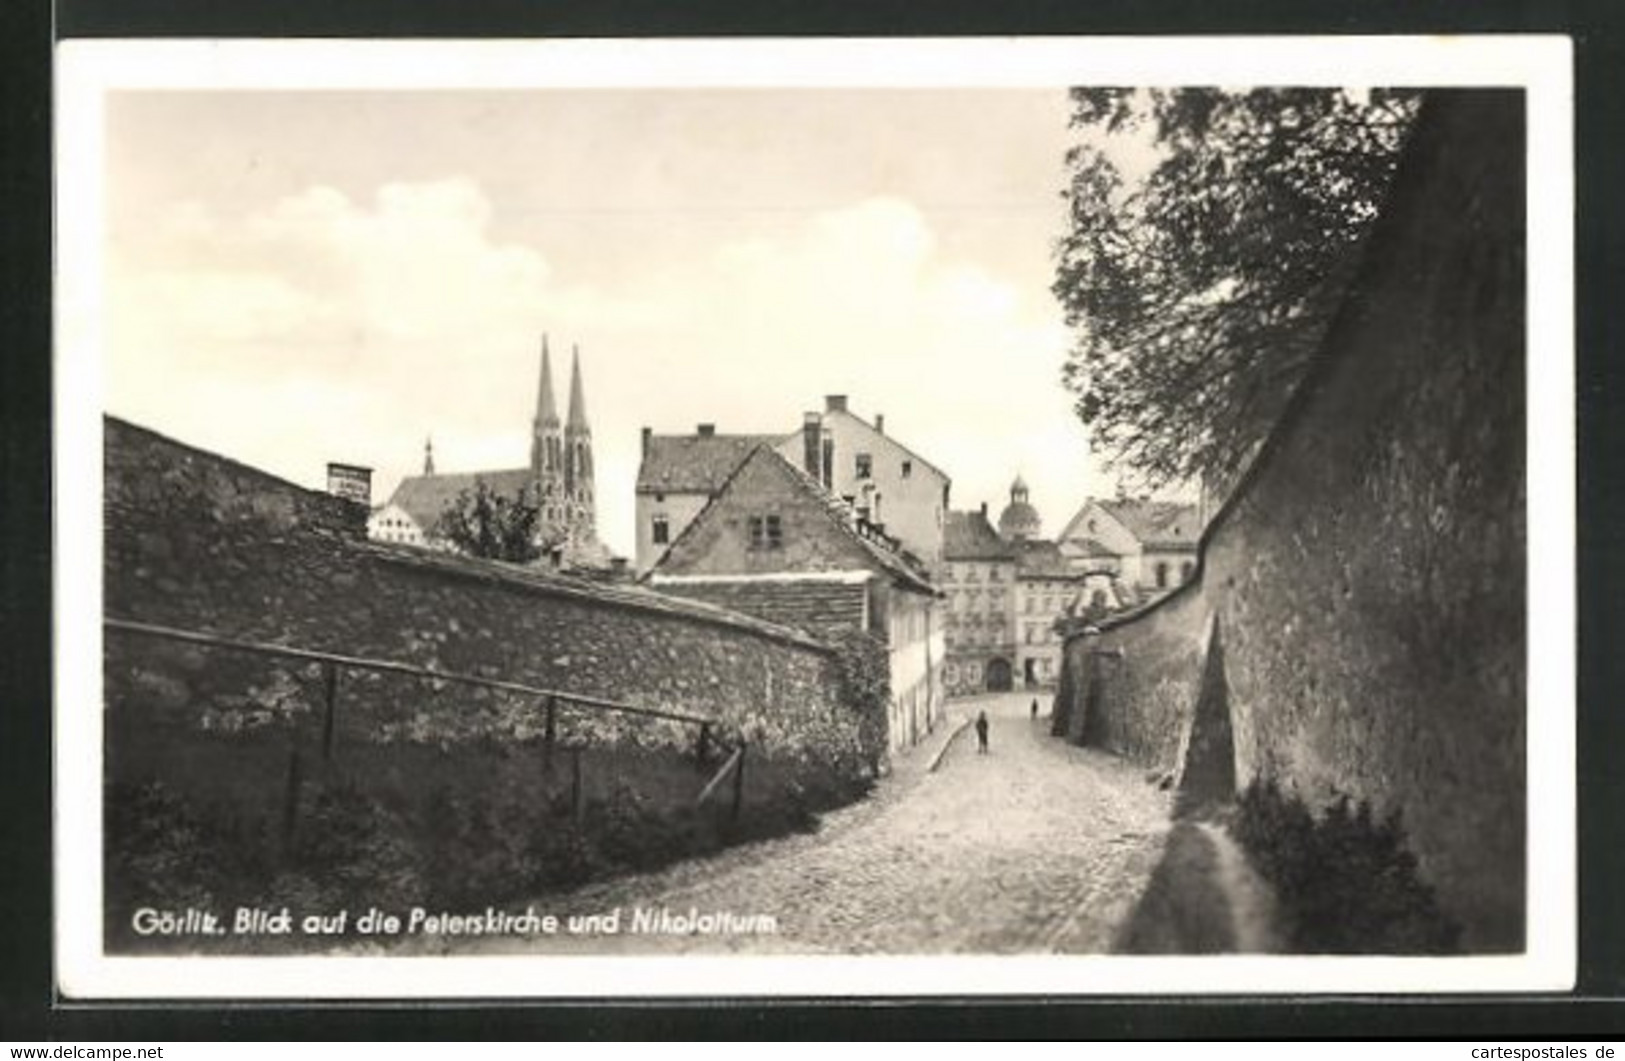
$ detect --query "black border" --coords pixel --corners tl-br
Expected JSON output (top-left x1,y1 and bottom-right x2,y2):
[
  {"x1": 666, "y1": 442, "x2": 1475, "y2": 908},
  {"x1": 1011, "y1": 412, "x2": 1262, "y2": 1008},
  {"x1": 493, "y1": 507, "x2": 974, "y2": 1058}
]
[{"x1": 8, "y1": 0, "x2": 1625, "y2": 1040}]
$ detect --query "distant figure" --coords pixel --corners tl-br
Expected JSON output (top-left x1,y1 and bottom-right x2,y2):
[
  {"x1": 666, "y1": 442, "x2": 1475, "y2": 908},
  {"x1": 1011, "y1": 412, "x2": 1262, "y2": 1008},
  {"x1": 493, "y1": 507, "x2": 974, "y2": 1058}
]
[
  {"x1": 1031, "y1": 698, "x2": 1039, "y2": 720},
  {"x1": 975, "y1": 710, "x2": 989, "y2": 754}
]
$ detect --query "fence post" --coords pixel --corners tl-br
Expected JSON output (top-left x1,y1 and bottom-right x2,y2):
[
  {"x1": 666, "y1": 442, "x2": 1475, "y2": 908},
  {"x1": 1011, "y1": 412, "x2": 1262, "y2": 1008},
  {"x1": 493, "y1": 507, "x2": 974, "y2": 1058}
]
[
  {"x1": 280, "y1": 745, "x2": 304, "y2": 852},
  {"x1": 730, "y1": 741, "x2": 747, "y2": 822},
  {"x1": 570, "y1": 746, "x2": 584, "y2": 824},
  {"x1": 320, "y1": 661, "x2": 340, "y2": 760},
  {"x1": 543, "y1": 695, "x2": 557, "y2": 770},
  {"x1": 696, "y1": 722, "x2": 710, "y2": 767}
]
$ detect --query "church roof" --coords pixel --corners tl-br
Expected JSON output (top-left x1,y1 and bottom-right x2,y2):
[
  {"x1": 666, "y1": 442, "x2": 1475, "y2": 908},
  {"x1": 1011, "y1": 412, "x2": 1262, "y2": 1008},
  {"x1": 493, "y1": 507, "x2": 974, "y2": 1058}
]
[
  {"x1": 536, "y1": 337, "x2": 560, "y2": 426},
  {"x1": 944, "y1": 509, "x2": 1014, "y2": 561},
  {"x1": 1097, "y1": 498, "x2": 1201, "y2": 551},
  {"x1": 636, "y1": 433, "x2": 789, "y2": 494},
  {"x1": 998, "y1": 500, "x2": 1042, "y2": 538},
  {"x1": 566, "y1": 344, "x2": 589, "y2": 430},
  {"x1": 387, "y1": 468, "x2": 534, "y2": 533}
]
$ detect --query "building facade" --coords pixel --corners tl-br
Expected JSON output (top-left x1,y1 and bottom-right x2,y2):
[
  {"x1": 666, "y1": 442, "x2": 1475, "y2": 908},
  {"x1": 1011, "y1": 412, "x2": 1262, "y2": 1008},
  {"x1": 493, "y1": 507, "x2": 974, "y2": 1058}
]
[
  {"x1": 939, "y1": 505, "x2": 1018, "y2": 695},
  {"x1": 635, "y1": 393, "x2": 951, "y2": 576},
  {"x1": 372, "y1": 337, "x2": 602, "y2": 560},
  {"x1": 771, "y1": 396, "x2": 950, "y2": 570},
  {"x1": 1056, "y1": 496, "x2": 1202, "y2": 601},
  {"x1": 647, "y1": 444, "x2": 945, "y2": 757}
]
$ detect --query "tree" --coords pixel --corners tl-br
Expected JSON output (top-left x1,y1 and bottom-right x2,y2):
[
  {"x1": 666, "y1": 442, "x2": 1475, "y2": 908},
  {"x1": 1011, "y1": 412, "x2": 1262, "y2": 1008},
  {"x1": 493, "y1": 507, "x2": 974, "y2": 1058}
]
[
  {"x1": 434, "y1": 479, "x2": 553, "y2": 564},
  {"x1": 1053, "y1": 88, "x2": 1420, "y2": 492}
]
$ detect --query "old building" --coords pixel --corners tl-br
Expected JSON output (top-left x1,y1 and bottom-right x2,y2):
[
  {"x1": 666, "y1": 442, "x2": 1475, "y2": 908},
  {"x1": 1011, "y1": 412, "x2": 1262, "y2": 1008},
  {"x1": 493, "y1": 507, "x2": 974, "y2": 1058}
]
[
  {"x1": 940, "y1": 505, "x2": 1018, "y2": 694},
  {"x1": 1011, "y1": 539, "x2": 1101, "y2": 689},
  {"x1": 1056, "y1": 496, "x2": 1202, "y2": 600},
  {"x1": 634, "y1": 426, "x2": 785, "y2": 574},
  {"x1": 943, "y1": 479, "x2": 1130, "y2": 695},
  {"x1": 635, "y1": 394, "x2": 950, "y2": 576},
  {"x1": 375, "y1": 336, "x2": 604, "y2": 560},
  {"x1": 772, "y1": 396, "x2": 951, "y2": 570},
  {"x1": 647, "y1": 443, "x2": 945, "y2": 755}
]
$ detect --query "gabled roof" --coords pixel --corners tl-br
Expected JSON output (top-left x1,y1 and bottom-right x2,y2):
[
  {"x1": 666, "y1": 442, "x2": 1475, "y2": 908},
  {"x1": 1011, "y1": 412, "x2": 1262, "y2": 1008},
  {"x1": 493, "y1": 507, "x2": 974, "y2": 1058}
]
[
  {"x1": 387, "y1": 468, "x2": 534, "y2": 532},
  {"x1": 1097, "y1": 498, "x2": 1202, "y2": 551},
  {"x1": 636, "y1": 433, "x2": 788, "y2": 494},
  {"x1": 944, "y1": 509, "x2": 1014, "y2": 562},
  {"x1": 823, "y1": 407, "x2": 950, "y2": 484},
  {"x1": 655, "y1": 443, "x2": 936, "y2": 595}
]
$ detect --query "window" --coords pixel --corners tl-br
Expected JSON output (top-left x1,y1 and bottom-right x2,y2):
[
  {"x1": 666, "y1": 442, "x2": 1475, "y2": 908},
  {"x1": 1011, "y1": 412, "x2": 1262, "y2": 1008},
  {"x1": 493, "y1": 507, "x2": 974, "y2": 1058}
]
[
  {"x1": 1155, "y1": 562, "x2": 1170, "y2": 588},
  {"x1": 1090, "y1": 589, "x2": 1108, "y2": 610},
  {"x1": 748, "y1": 515, "x2": 785, "y2": 550},
  {"x1": 901, "y1": 460, "x2": 913, "y2": 478},
  {"x1": 855, "y1": 453, "x2": 873, "y2": 479},
  {"x1": 651, "y1": 514, "x2": 670, "y2": 545},
  {"x1": 989, "y1": 566, "x2": 1001, "y2": 582}
]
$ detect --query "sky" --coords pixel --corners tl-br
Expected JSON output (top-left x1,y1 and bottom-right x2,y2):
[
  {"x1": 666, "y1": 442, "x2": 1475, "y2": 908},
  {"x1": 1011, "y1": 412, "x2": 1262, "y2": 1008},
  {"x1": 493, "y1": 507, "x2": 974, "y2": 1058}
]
[{"x1": 104, "y1": 88, "x2": 1133, "y2": 557}]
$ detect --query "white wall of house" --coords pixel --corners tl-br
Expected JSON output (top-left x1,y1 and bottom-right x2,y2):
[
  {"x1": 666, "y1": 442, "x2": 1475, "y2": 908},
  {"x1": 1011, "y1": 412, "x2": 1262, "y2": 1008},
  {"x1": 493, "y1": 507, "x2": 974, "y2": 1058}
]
[
  {"x1": 368, "y1": 503, "x2": 426, "y2": 545},
  {"x1": 633, "y1": 490, "x2": 711, "y2": 574},
  {"x1": 777, "y1": 403, "x2": 948, "y2": 567},
  {"x1": 885, "y1": 589, "x2": 945, "y2": 753}
]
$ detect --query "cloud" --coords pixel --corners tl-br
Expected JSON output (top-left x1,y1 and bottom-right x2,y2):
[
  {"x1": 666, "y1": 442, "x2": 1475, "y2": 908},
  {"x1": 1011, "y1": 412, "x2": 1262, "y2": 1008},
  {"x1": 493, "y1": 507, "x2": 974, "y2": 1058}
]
[{"x1": 107, "y1": 181, "x2": 1088, "y2": 556}]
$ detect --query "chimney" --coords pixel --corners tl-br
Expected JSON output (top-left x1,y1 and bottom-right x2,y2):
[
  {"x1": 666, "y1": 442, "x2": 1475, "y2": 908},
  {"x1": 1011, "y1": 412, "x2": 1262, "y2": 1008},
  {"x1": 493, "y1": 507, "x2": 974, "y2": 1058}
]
[
  {"x1": 825, "y1": 395, "x2": 848, "y2": 414},
  {"x1": 697, "y1": 423, "x2": 716, "y2": 437},
  {"x1": 874, "y1": 413, "x2": 885, "y2": 435},
  {"x1": 821, "y1": 431, "x2": 835, "y2": 490},
  {"x1": 640, "y1": 426, "x2": 652, "y2": 456},
  {"x1": 802, "y1": 412, "x2": 822, "y2": 479},
  {"x1": 980, "y1": 501, "x2": 988, "y2": 518}
]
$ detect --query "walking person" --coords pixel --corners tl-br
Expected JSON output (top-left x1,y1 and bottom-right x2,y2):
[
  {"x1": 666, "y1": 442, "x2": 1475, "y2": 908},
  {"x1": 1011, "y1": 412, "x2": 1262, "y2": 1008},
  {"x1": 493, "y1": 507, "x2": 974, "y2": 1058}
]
[
  {"x1": 975, "y1": 710, "x2": 989, "y2": 754},
  {"x1": 1030, "y1": 697, "x2": 1039, "y2": 720}
]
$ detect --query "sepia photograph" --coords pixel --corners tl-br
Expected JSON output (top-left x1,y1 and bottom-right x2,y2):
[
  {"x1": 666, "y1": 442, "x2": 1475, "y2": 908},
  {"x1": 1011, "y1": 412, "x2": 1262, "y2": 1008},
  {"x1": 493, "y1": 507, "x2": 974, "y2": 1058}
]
[{"x1": 53, "y1": 36, "x2": 1575, "y2": 998}]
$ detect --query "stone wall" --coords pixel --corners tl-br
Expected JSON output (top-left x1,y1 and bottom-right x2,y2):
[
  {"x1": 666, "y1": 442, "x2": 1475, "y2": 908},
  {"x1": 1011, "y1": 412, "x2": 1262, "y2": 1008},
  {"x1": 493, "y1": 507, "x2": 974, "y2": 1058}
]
[
  {"x1": 1052, "y1": 91, "x2": 1526, "y2": 950},
  {"x1": 104, "y1": 418, "x2": 875, "y2": 781}
]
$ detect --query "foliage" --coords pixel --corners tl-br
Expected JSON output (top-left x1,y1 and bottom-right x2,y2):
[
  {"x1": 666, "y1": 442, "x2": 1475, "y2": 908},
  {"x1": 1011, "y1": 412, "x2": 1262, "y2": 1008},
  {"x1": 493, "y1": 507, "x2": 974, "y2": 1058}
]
[
  {"x1": 823, "y1": 626, "x2": 893, "y2": 775},
  {"x1": 1232, "y1": 778, "x2": 1460, "y2": 953},
  {"x1": 434, "y1": 479, "x2": 553, "y2": 563},
  {"x1": 1054, "y1": 88, "x2": 1420, "y2": 490}
]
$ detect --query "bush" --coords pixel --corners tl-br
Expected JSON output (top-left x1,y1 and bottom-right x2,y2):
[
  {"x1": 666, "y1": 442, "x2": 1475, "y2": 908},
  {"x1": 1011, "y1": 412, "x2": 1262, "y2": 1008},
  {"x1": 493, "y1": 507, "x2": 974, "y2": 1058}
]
[{"x1": 1232, "y1": 778, "x2": 1461, "y2": 953}]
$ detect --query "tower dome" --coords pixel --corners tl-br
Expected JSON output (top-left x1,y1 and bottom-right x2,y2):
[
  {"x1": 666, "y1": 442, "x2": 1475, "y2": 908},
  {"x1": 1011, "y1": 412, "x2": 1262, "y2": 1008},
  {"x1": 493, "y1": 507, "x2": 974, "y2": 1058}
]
[{"x1": 997, "y1": 475, "x2": 1041, "y2": 541}]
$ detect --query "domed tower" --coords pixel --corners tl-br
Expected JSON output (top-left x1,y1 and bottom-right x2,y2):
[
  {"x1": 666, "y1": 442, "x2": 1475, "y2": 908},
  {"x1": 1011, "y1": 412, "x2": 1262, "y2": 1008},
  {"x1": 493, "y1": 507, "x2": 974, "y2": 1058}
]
[{"x1": 997, "y1": 475, "x2": 1042, "y2": 541}]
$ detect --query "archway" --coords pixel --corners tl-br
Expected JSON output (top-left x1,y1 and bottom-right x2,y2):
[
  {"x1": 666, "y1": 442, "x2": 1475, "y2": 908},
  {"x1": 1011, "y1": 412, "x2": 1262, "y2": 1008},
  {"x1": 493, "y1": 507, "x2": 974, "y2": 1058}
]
[{"x1": 985, "y1": 657, "x2": 1013, "y2": 692}]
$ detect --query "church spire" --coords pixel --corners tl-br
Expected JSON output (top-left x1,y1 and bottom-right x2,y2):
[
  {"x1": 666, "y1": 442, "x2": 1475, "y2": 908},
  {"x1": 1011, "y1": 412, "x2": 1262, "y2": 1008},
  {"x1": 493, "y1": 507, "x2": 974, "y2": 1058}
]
[
  {"x1": 536, "y1": 334, "x2": 560, "y2": 428},
  {"x1": 566, "y1": 343, "x2": 588, "y2": 432},
  {"x1": 424, "y1": 435, "x2": 435, "y2": 476}
]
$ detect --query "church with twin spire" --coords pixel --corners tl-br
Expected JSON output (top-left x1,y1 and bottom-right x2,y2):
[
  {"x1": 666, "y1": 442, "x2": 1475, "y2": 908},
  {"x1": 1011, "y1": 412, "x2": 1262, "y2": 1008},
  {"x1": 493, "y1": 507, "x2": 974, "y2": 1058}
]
[{"x1": 367, "y1": 335, "x2": 603, "y2": 563}]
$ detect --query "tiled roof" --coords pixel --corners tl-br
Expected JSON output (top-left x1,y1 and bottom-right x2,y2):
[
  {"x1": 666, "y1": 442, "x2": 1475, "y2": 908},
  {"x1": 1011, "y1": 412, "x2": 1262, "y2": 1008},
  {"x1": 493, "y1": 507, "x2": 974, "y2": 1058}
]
[
  {"x1": 387, "y1": 468, "x2": 535, "y2": 533},
  {"x1": 761, "y1": 446, "x2": 937, "y2": 593},
  {"x1": 1013, "y1": 540, "x2": 1080, "y2": 580},
  {"x1": 655, "y1": 443, "x2": 936, "y2": 595},
  {"x1": 636, "y1": 434, "x2": 788, "y2": 494},
  {"x1": 1098, "y1": 499, "x2": 1202, "y2": 551},
  {"x1": 652, "y1": 577, "x2": 869, "y2": 635},
  {"x1": 361, "y1": 541, "x2": 827, "y2": 651},
  {"x1": 944, "y1": 510, "x2": 1014, "y2": 561},
  {"x1": 1067, "y1": 536, "x2": 1123, "y2": 558}
]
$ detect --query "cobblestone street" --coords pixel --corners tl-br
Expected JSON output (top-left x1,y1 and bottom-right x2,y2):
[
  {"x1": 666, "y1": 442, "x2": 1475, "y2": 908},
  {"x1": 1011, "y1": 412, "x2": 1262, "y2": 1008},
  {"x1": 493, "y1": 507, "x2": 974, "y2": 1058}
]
[{"x1": 457, "y1": 692, "x2": 1174, "y2": 955}]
